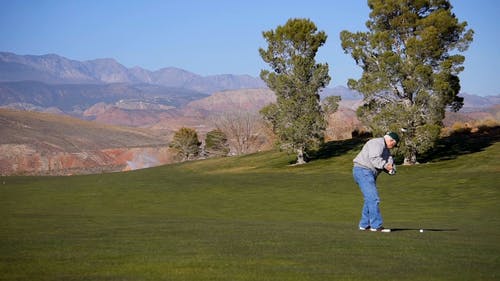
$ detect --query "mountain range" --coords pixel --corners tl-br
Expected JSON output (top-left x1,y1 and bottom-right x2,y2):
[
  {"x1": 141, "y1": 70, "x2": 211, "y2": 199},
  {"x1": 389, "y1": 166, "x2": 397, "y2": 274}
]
[
  {"x1": 0, "y1": 52, "x2": 365, "y2": 123},
  {"x1": 2, "y1": 51, "x2": 498, "y2": 113},
  {"x1": 0, "y1": 52, "x2": 265, "y2": 93}
]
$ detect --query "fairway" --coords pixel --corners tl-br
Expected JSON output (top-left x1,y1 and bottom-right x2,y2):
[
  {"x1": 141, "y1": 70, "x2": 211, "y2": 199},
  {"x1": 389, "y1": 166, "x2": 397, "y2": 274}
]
[{"x1": 1, "y1": 135, "x2": 499, "y2": 280}]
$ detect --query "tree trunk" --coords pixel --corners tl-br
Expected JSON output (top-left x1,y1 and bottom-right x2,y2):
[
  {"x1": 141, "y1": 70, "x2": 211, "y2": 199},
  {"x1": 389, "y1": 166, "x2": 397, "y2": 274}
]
[
  {"x1": 403, "y1": 147, "x2": 418, "y2": 165},
  {"x1": 296, "y1": 148, "x2": 306, "y2": 165}
]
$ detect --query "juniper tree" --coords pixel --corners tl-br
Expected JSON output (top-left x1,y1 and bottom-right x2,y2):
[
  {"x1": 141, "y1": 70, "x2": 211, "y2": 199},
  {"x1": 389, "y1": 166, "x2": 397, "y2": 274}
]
[
  {"x1": 341, "y1": 0, "x2": 473, "y2": 164},
  {"x1": 169, "y1": 127, "x2": 201, "y2": 161},
  {"x1": 259, "y1": 18, "x2": 331, "y2": 164},
  {"x1": 205, "y1": 129, "x2": 230, "y2": 157}
]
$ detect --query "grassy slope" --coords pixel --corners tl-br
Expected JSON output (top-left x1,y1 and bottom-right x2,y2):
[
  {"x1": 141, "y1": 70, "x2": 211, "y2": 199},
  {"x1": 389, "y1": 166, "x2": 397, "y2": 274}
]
[{"x1": 0, "y1": 133, "x2": 499, "y2": 281}]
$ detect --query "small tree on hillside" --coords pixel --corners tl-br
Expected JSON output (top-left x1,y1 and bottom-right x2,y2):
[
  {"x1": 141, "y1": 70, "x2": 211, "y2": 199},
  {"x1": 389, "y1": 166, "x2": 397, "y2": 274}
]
[
  {"x1": 211, "y1": 111, "x2": 262, "y2": 155},
  {"x1": 340, "y1": 0, "x2": 473, "y2": 164},
  {"x1": 205, "y1": 129, "x2": 230, "y2": 157},
  {"x1": 169, "y1": 127, "x2": 201, "y2": 161},
  {"x1": 259, "y1": 18, "x2": 331, "y2": 164}
]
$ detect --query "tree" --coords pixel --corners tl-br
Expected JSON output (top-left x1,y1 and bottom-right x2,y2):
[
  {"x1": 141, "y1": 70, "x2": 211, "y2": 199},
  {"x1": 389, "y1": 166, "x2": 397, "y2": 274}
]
[
  {"x1": 211, "y1": 111, "x2": 263, "y2": 155},
  {"x1": 340, "y1": 0, "x2": 473, "y2": 164},
  {"x1": 205, "y1": 129, "x2": 230, "y2": 157},
  {"x1": 322, "y1": 95, "x2": 341, "y2": 116},
  {"x1": 169, "y1": 127, "x2": 201, "y2": 161},
  {"x1": 259, "y1": 18, "x2": 331, "y2": 164}
]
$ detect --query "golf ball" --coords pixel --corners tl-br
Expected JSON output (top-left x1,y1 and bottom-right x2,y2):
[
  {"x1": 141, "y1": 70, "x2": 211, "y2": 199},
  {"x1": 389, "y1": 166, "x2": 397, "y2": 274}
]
[{"x1": 420, "y1": 229, "x2": 424, "y2": 233}]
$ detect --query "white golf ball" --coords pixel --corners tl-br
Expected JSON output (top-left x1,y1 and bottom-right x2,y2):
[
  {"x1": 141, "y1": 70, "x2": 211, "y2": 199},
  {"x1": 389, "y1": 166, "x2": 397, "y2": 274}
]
[{"x1": 420, "y1": 229, "x2": 424, "y2": 233}]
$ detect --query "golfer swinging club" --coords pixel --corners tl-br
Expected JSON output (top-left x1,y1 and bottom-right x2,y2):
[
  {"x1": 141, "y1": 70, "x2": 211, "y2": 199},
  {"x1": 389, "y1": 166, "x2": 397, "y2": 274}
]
[{"x1": 353, "y1": 132, "x2": 400, "y2": 232}]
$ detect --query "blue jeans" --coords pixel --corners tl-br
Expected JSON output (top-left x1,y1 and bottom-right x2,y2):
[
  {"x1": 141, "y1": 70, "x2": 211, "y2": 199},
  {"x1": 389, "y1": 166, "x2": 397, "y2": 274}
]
[{"x1": 353, "y1": 166, "x2": 383, "y2": 229}]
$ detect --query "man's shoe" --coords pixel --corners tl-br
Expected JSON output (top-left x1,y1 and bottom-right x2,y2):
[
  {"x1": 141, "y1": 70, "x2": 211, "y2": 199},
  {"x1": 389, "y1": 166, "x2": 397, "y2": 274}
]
[
  {"x1": 370, "y1": 227, "x2": 391, "y2": 233},
  {"x1": 359, "y1": 226, "x2": 370, "y2": 231}
]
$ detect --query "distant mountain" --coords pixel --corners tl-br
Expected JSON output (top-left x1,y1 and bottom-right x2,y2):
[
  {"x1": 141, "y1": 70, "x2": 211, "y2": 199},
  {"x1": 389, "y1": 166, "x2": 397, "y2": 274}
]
[
  {"x1": 0, "y1": 52, "x2": 266, "y2": 93},
  {"x1": 0, "y1": 52, "x2": 95, "y2": 83},
  {"x1": 0, "y1": 80, "x2": 208, "y2": 115},
  {"x1": 460, "y1": 93, "x2": 500, "y2": 110}
]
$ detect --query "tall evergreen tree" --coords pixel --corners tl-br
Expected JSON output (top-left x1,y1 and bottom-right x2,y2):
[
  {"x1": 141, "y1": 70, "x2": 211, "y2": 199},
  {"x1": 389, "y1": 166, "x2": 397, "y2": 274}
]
[
  {"x1": 259, "y1": 18, "x2": 331, "y2": 164},
  {"x1": 341, "y1": 0, "x2": 473, "y2": 164}
]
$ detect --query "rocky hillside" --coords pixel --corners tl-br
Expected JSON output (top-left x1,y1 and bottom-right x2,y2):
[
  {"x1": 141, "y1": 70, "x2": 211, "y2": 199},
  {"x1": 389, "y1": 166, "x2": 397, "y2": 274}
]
[
  {"x1": 0, "y1": 108, "x2": 175, "y2": 175},
  {"x1": 186, "y1": 88, "x2": 276, "y2": 113},
  {"x1": 148, "y1": 89, "x2": 276, "y2": 135}
]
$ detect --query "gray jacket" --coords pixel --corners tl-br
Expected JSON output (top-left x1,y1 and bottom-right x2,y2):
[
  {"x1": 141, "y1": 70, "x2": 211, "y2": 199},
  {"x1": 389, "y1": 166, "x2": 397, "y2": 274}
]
[{"x1": 353, "y1": 137, "x2": 393, "y2": 175}]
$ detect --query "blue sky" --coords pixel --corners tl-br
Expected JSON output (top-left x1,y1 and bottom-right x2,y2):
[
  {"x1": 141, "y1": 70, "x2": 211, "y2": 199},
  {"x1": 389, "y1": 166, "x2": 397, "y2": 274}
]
[{"x1": 0, "y1": 0, "x2": 498, "y2": 96}]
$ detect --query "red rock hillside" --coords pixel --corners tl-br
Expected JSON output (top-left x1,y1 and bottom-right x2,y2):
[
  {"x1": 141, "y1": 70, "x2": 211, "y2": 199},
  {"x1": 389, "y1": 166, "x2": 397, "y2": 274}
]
[{"x1": 0, "y1": 108, "x2": 174, "y2": 175}]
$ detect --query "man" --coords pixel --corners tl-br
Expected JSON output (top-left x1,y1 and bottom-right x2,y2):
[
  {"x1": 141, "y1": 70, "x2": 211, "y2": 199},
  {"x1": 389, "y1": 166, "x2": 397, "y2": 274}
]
[{"x1": 353, "y1": 132, "x2": 399, "y2": 232}]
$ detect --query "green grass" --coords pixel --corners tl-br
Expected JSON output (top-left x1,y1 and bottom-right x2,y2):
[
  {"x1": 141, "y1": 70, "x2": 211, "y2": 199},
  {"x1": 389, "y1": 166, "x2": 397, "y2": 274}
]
[{"x1": 1, "y1": 132, "x2": 499, "y2": 280}]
